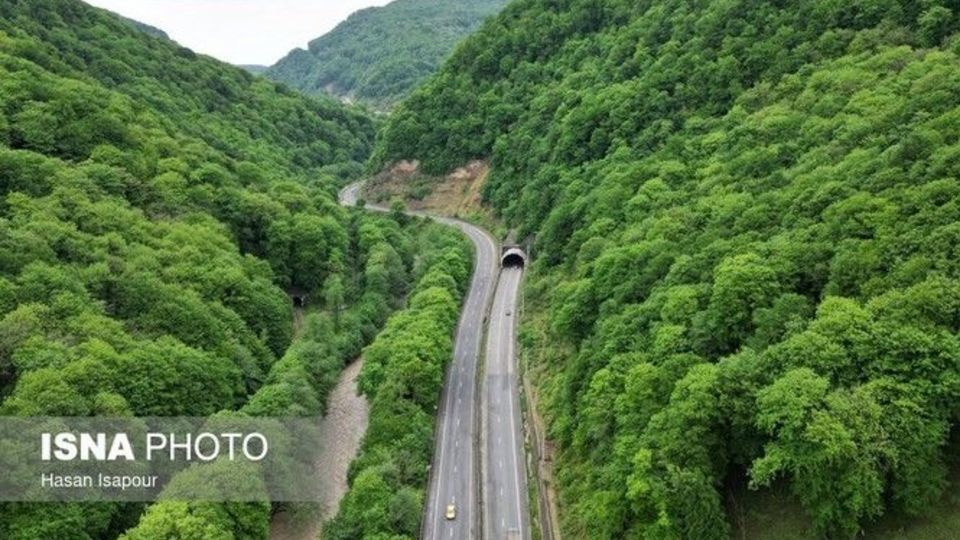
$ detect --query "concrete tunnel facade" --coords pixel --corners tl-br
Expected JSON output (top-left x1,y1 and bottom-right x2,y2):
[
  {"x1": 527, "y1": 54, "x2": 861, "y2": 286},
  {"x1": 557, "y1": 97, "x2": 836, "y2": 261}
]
[{"x1": 501, "y1": 247, "x2": 527, "y2": 267}]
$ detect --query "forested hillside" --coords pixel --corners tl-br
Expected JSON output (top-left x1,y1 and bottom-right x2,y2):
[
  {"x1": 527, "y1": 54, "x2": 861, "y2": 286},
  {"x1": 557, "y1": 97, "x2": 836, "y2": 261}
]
[
  {"x1": 267, "y1": 0, "x2": 509, "y2": 110},
  {"x1": 376, "y1": 0, "x2": 960, "y2": 537},
  {"x1": 122, "y1": 217, "x2": 471, "y2": 540},
  {"x1": 0, "y1": 0, "x2": 404, "y2": 537}
]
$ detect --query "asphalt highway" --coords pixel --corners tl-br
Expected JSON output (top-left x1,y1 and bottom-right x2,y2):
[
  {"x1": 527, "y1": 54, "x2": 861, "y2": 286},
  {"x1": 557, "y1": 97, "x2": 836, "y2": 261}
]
[
  {"x1": 482, "y1": 266, "x2": 529, "y2": 540},
  {"x1": 421, "y1": 214, "x2": 497, "y2": 540}
]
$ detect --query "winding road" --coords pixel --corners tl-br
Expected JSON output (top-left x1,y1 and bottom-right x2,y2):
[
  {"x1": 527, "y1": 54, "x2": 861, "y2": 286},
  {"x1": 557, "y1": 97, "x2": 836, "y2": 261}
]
[{"x1": 339, "y1": 183, "x2": 530, "y2": 540}]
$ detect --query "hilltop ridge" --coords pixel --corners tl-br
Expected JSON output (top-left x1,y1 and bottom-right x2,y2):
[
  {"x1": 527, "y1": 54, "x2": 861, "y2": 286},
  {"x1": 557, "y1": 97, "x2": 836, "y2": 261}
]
[{"x1": 267, "y1": 0, "x2": 509, "y2": 110}]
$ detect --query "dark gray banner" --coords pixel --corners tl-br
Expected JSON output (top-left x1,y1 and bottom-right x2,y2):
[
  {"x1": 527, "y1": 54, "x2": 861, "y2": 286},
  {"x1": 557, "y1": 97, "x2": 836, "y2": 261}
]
[{"x1": 0, "y1": 416, "x2": 324, "y2": 502}]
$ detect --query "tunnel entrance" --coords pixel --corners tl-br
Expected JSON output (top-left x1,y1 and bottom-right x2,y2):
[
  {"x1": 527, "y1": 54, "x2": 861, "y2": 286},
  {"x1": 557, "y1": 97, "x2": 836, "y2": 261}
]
[
  {"x1": 289, "y1": 288, "x2": 308, "y2": 308},
  {"x1": 501, "y1": 247, "x2": 527, "y2": 268}
]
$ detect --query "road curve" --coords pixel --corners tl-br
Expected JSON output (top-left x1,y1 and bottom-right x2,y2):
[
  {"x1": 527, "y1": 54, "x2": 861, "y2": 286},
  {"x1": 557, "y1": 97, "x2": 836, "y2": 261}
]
[{"x1": 339, "y1": 183, "x2": 501, "y2": 540}]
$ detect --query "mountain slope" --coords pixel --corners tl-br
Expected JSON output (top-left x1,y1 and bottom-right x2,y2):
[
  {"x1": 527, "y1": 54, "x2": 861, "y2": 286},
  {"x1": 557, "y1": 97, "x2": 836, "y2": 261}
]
[
  {"x1": 267, "y1": 0, "x2": 510, "y2": 110},
  {"x1": 0, "y1": 0, "x2": 409, "y2": 537},
  {"x1": 375, "y1": 0, "x2": 960, "y2": 537}
]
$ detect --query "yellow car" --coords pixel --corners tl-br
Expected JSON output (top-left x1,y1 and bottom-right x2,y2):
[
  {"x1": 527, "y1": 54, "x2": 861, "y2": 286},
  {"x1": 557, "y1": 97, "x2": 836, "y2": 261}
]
[{"x1": 445, "y1": 504, "x2": 456, "y2": 520}]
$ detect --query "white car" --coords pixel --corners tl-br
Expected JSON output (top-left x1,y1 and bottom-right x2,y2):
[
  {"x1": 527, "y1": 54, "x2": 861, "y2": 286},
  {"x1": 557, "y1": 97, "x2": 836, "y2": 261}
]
[{"x1": 445, "y1": 504, "x2": 456, "y2": 520}]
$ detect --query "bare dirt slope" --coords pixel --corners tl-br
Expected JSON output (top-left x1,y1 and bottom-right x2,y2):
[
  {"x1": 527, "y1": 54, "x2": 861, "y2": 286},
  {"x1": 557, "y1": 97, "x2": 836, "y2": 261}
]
[{"x1": 366, "y1": 160, "x2": 498, "y2": 228}]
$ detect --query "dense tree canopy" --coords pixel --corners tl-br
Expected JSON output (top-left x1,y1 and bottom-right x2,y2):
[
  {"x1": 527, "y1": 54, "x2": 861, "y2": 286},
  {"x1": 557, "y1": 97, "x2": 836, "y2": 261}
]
[
  {"x1": 0, "y1": 0, "x2": 393, "y2": 537},
  {"x1": 324, "y1": 226, "x2": 471, "y2": 540},
  {"x1": 0, "y1": 0, "x2": 380, "y2": 410},
  {"x1": 375, "y1": 0, "x2": 960, "y2": 536},
  {"x1": 267, "y1": 0, "x2": 510, "y2": 111},
  {"x1": 121, "y1": 213, "x2": 468, "y2": 540}
]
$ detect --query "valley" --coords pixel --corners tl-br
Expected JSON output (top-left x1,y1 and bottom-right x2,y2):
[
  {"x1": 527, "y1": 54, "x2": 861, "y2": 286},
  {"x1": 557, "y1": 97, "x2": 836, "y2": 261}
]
[{"x1": 2, "y1": 0, "x2": 960, "y2": 539}]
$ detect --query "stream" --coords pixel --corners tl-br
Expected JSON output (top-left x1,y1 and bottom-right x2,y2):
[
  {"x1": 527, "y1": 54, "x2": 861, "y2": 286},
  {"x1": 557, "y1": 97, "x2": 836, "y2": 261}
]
[{"x1": 268, "y1": 358, "x2": 369, "y2": 539}]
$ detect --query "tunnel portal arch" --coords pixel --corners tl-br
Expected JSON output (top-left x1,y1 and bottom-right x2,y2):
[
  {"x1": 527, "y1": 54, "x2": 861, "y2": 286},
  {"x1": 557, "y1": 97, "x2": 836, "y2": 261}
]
[{"x1": 501, "y1": 247, "x2": 527, "y2": 267}]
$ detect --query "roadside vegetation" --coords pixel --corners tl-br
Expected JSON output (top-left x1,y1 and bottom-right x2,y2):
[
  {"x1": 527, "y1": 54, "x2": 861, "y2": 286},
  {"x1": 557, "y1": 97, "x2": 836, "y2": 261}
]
[
  {"x1": 322, "y1": 223, "x2": 472, "y2": 540},
  {"x1": 123, "y1": 215, "x2": 469, "y2": 539},
  {"x1": 375, "y1": 0, "x2": 960, "y2": 537}
]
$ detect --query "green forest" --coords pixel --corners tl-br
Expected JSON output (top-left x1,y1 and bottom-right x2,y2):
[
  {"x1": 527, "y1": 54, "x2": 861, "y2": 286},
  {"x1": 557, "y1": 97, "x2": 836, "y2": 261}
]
[
  {"x1": 0, "y1": 0, "x2": 471, "y2": 537},
  {"x1": 376, "y1": 0, "x2": 960, "y2": 537},
  {"x1": 5, "y1": 0, "x2": 960, "y2": 537},
  {"x1": 266, "y1": 0, "x2": 510, "y2": 111},
  {"x1": 121, "y1": 219, "x2": 471, "y2": 540}
]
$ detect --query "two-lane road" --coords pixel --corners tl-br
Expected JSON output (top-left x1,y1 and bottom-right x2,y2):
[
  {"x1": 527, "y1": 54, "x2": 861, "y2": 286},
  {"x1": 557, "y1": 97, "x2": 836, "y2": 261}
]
[{"x1": 483, "y1": 266, "x2": 529, "y2": 540}]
